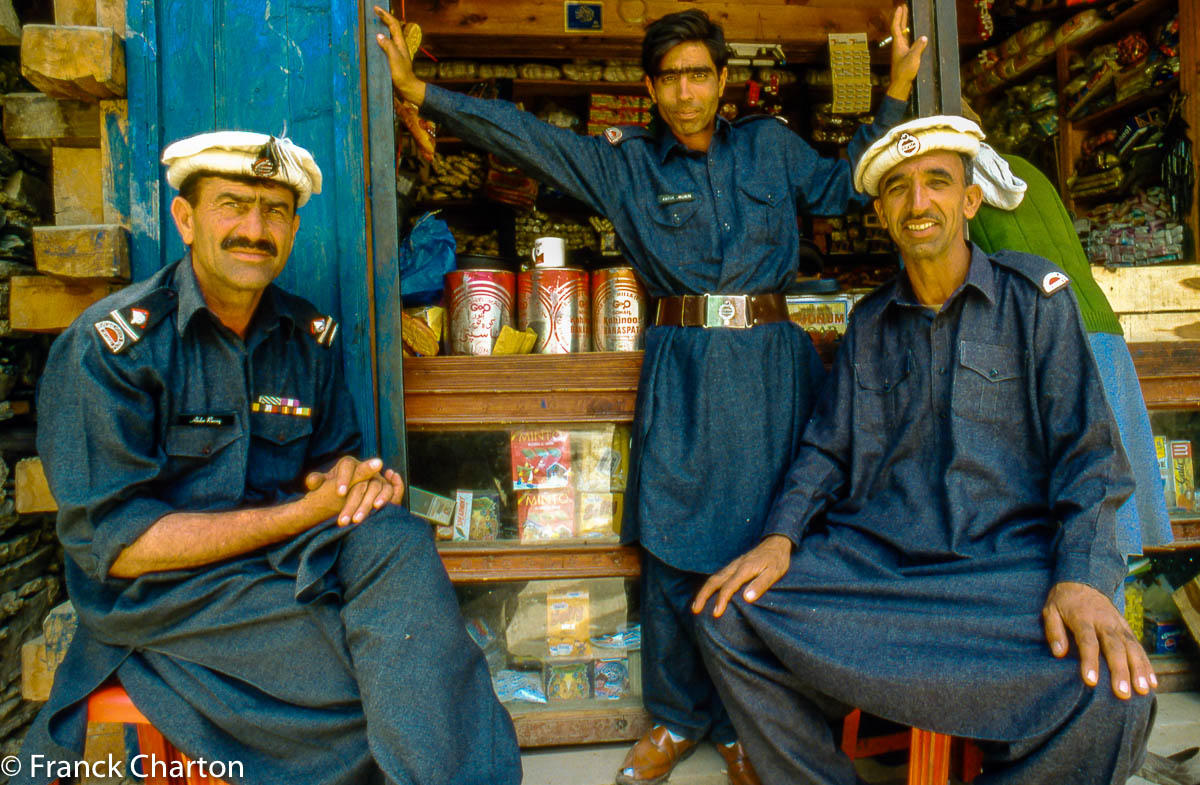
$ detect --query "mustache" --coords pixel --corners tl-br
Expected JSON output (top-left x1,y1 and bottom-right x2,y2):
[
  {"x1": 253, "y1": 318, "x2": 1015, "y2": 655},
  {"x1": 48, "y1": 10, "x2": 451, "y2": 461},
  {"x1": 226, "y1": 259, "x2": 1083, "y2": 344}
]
[{"x1": 221, "y1": 235, "x2": 278, "y2": 255}]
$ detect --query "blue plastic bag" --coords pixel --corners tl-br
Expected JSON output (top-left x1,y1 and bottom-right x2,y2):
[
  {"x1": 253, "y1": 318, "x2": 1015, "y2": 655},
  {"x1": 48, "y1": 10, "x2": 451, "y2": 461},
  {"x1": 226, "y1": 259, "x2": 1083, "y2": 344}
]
[{"x1": 399, "y1": 211, "x2": 457, "y2": 306}]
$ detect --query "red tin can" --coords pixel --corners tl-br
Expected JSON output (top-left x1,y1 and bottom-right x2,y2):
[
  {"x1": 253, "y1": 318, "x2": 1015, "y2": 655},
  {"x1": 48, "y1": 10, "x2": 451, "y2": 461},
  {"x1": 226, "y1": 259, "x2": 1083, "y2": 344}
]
[
  {"x1": 591, "y1": 266, "x2": 648, "y2": 351},
  {"x1": 518, "y1": 268, "x2": 590, "y2": 353},
  {"x1": 445, "y1": 269, "x2": 515, "y2": 355}
]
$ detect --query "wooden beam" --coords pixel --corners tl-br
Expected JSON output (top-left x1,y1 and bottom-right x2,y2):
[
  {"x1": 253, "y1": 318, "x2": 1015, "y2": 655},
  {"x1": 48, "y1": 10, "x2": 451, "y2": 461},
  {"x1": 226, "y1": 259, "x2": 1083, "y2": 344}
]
[
  {"x1": 20, "y1": 25, "x2": 126, "y2": 101},
  {"x1": 54, "y1": 0, "x2": 95, "y2": 26},
  {"x1": 14, "y1": 457, "x2": 56, "y2": 513},
  {"x1": 0, "y1": 0, "x2": 20, "y2": 47},
  {"x1": 1, "y1": 93, "x2": 99, "y2": 151},
  {"x1": 99, "y1": 99, "x2": 129, "y2": 226},
  {"x1": 95, "y1": 0, "x2": 124, "y2": 37},
  {"x1": 33, "y1": 225, "x2": 130, "y2": 281},
  {"x1": 20, "y1": 636, "x2": 55, "y2": 701},
  {"x1": 405, "y1": 0, "x2": 894, "y2": 61},
  {"x1": 1094, "y1": 263, "x2": 1200, "y2": 314},
  {"x1": 8, "y1": 275, "x2": 120, "y2": 332},
  {"x1": 52, "y1": 147, "x2": 103, "y2": 225}
]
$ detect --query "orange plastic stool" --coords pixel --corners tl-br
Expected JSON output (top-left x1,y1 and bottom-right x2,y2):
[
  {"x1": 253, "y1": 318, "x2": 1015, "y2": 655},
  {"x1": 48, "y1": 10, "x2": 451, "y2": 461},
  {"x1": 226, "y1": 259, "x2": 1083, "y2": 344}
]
[
  {"x1": 52, "y1": 685, "x2": 230, "y2": 785},
  {"x1": 842, "y1": 708, "x2": 982, "y2": 784}
]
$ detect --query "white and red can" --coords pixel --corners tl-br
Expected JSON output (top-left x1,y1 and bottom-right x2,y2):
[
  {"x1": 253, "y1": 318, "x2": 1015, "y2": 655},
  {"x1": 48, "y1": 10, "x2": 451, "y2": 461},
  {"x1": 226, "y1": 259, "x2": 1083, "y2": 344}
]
[
  {"x1": 445, "y1": 269, "x2": 515, "y2": 355},
  {"x1": 518, "y1": 268, "x2": 590, "y2": 353},
  {"x1": 591, "y1": 266, "x2": 648, "y2": 351}
]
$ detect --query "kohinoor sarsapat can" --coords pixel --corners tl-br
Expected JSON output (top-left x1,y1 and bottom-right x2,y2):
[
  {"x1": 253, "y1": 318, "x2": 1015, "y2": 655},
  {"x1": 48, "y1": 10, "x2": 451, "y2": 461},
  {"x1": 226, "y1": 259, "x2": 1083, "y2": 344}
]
[
  {"x1": 518, "y1": 267, "x2": 590, "y2": 353},
  {"x1": 591, "y1": 266, "x2": 648, "y2": 351},
  {"x1": 445, "y1": 269, "x2": 515, "y2": 355}
]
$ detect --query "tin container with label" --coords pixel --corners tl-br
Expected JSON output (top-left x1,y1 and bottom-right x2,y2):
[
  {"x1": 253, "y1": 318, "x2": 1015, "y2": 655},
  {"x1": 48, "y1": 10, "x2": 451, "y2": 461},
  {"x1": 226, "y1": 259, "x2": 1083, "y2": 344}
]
[
  {"x1": 591, "y1": 266, "x2": 647, "y2": 351},
  {"x1": 518, "y1": 268, "x2": 590, "y2": 353},
  {"x1": 531, "y1": 236, "x2": 567, "y2": 268},
  {"x1": 445, "y1": 269, "x2": 515, "y2": 355}
]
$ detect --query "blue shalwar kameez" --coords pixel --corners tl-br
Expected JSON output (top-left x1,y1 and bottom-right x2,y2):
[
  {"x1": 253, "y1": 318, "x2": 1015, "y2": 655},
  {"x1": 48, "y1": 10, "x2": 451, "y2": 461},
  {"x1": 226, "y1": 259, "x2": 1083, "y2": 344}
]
[
  {"x1": 419, "y1": 85, "x2": 906, "y2": 741},
  {"x1": 17, "y1": 259, "x2": 521, "y2": 785},
  {"x1": 697, "y1": 247, "x2": 1155, "y2": 784}
]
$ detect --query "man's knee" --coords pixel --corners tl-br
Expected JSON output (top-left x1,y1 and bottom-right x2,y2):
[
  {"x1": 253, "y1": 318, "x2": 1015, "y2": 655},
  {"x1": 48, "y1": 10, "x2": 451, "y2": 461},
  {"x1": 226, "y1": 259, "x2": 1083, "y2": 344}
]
[{"x1": 695, "y1": 596, "x2": 758, "y2": 662}]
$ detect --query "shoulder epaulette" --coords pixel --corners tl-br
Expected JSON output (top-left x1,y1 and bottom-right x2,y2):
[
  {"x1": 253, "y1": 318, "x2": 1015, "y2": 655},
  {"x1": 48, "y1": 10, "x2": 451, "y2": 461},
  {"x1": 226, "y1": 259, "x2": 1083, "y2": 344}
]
[
  {"x1": 991, "y1": 249, "x2": 1071, "y2": 297},
  {"x1": 309, "y1": 314, "x2": 339, "y2": 347},
  {"x1": 602, "y1": 126, "x2": 653, "y2": 146},
  {"x1": 93, "y1": 288, "x2": 177, "y2": 355}
]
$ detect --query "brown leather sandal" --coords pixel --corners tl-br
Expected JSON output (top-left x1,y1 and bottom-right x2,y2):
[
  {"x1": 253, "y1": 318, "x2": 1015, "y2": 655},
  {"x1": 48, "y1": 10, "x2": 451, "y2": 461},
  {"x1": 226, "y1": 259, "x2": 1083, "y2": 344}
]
[
  {"x1": 615, "y1": 725, "x2": 698, "y2": 785},
  {"x1": 715, "y1": 740, "x2": 763, "y2": 785}
]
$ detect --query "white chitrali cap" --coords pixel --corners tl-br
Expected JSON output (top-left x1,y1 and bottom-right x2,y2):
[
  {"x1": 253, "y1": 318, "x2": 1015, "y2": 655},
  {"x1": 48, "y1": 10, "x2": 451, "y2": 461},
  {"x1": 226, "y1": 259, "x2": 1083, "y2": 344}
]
[
  {"x1": 161, "y1": 131, "x2": 323, "y2": 207},
  {"x1": 853, "y1": 115, "x2": 985, "y2": 197}
]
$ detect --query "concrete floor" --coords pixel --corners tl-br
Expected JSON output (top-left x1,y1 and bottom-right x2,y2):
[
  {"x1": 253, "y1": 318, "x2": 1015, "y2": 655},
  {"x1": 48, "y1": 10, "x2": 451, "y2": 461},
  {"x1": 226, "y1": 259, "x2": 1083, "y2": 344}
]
[{"x1": 520, "y1": 691, "x2": 1200, "y2": 785}]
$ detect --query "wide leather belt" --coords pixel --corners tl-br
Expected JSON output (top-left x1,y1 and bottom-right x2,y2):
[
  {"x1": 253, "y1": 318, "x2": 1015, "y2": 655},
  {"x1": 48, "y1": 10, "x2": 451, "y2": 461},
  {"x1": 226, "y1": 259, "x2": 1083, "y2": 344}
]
[{"x1": 654, "y1": 293, "x2": 789, "y2": 329}]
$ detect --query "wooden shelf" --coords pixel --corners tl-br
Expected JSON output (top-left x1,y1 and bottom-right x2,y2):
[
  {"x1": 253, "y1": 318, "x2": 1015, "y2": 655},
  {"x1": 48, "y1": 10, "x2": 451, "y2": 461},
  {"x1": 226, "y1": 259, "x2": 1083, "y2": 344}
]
[
  {"x1": 403, "y1": 352, "x2": 643, "y2": 426},
  {"x1": 1068, "y1": 81, "x2": 1176, "y2": 131},
  {"x1": 1129, "y1": 341, "x2": 1200, "y2": 408},
  {"x1": 439, "y1": 540, "x2": 639, "y2": 583},
  {"x1": 1067, "y1": 0, "x2": 1177, "y2": 55},
  {"x1": 510, "y1": 697, "x2": 650, "y2": 747}
]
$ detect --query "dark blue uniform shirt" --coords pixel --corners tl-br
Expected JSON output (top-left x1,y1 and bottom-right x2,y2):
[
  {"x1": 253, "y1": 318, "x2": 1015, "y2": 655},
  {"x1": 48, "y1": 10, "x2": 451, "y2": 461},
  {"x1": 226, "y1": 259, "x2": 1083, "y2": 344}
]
[
  {"x1": 422, "y1": 86, "x2": 906, "y2": 572},
  {"x1": 765, "y1": 245, "x2": 1132, "y2": 595},
  {"x1": 23, "y1": 258, "x2": 521, "y2": 785}
]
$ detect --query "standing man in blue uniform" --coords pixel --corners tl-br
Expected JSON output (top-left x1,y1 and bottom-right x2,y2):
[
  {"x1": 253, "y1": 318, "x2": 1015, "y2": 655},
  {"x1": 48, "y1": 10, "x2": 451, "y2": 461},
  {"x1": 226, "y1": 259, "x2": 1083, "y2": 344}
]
[
  {"x1": 17, "y1": 132, "x2": 521, "y2": 785},
  {"x1": 375, "y1": 7, "x2": 924, "y2": 785},
  {"x1": 692, "y1": 116, "x2": 1155, "y2": 784}
]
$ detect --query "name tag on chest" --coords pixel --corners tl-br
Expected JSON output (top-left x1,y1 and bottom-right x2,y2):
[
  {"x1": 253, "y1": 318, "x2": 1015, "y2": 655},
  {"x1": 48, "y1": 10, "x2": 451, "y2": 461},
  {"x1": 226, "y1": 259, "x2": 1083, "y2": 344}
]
[
  {"x1": 657, "y1": 192, "x2": 696, "y2": 205},
  {"x1": 176, "y1": 413, "x2": 235, "y2": 427}
]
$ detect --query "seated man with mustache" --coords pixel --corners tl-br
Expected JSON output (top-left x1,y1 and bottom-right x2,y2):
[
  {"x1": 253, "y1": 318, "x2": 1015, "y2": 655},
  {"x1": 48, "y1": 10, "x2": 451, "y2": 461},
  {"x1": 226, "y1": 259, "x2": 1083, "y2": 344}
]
[{"x1": 16, "y1": 131, "x2": 521, "y2": 785}]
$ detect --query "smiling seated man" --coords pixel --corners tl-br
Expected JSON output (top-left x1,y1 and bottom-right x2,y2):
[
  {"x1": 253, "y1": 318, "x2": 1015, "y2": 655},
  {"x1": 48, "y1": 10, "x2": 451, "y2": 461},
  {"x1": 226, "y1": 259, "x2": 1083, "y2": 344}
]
[
  {"x1": 15, "y1": 132, "x2": 520, "y2": 785},
  {"x1": 690, "y1": 116, "x2": 1156, "y2": 785}
]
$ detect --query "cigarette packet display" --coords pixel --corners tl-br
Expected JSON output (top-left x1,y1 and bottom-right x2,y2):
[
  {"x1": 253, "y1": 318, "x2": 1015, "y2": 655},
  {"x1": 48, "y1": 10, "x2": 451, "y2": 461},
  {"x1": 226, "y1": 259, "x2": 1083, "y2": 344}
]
[
  {"x1": 511, "y1": 429, "x2": 572, "y2": 489},
  {"x1": 575, "y1": 426, "x2": 631, "y2": 492},
  {"x1": 409, "y1": 486, "x2": 455, "y2": 525},
  {"x1": 450, "y1": 489, "x2": 502, "y2": 541},
  {"x1": 518, "y1": 490, "x2": 577, "y2": 542},
  {"x1": 1170, "y1": 440, "x2": 1194, "y2": 512}
]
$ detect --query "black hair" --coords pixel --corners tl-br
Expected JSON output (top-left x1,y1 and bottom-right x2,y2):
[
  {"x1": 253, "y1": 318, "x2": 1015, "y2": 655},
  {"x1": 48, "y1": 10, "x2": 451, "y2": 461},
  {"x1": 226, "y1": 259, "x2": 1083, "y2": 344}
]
[
  {"x1": 960, "y1": 153, "x2": 974, "y2": 187},
  {"x1": 642, "y1": 9, "x2": 727, "y2": 78},
  {"x1": 178, "y1": 171, "x2": 299, "y2": 209}
]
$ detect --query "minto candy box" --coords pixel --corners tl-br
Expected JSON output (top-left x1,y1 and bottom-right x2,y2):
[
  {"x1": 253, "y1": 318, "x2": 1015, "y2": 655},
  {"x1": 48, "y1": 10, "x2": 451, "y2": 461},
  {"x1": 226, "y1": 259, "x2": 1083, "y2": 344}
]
[
  {"x1": 518, "y1": 489, "x2": 576, "y2": 542},
  {"x1": 511, "y1": 429, "x2": 572, "y2": 489}
]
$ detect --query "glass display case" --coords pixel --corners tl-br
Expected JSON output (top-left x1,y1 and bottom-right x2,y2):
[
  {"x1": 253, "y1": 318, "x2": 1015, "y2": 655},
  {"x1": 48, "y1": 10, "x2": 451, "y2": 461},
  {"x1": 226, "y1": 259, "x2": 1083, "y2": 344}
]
[{"x1": 403, "y1": 352, "x2": 649, "y2": 744}]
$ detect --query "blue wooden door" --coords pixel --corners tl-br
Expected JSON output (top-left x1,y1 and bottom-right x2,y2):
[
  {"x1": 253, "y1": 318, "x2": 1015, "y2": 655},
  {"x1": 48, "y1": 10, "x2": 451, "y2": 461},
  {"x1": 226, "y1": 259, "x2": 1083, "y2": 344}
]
[{"x1": 123, "y1": 0, "x2": 403, "y2": 462}]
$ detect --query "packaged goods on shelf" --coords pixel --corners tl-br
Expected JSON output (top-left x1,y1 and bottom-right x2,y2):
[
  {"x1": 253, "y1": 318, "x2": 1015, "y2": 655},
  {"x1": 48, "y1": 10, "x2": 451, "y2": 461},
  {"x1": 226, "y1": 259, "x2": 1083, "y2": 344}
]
[
  {"x1": 1076, "y1": 188, "x2": 1185, "y2": 266},
  {"x1": 563, "y1": 59, "x2": 603, "y2": 81},
  {"x1": 1170, "y1": 440, "x2": 1195, "y2": 513},
  {"x1": 962, "y1": 8, "x2": 1104, "y2": 98},
  {"x1": 1156, "y1": 436, "x2": 1176, "y2": 513},
  {"x1": 413, "y1": 60, "x2": 437, "y2": 80},
  {"x1": 786, "y1": 294, "x2": 855, "y2": 357},
  {"x1": 725, "y1": 65, "x2": 752, "y2": 84},
  {"x1": 517, "y1": 489, "x2": 577, "y2": 541},
  {"x1": 577, "y1": 492, "x2": 623, "y2": 537},
  {"x1": 602, "y1": 59, "x2": 644, "y2": 82},
  {"x1": 416, "y1": 150, "x2": 486, "y2": 202},
  {"x1": 493, "y1": 669, "x2": 547, "y2": 704},
  {"x1": 518, "y1": 63, "x2": 563, "y2": 80},
  {"x1": 410, "y1": 486, "x2": 455, "y2": 525},
  {"x1": 450, "y1": 226, "x2": 501, "y2": 257},
  {"x1": 575, "y1": 426, "x2": 630, "y2": 492},
  {"x1": 592, "y1": 656, "x2": 630, "y2": 699},
  {"x1": 545, "y1": 659, "x2": 591, "y2": 700},
  {"x1": 438, "y1": 60, "x2": 478, "y2": 79},
  {"x1": 547, "y1": 589, "x2": 590, "y2": 656},
  {"x1": 1144, "y1": 615, "x2": 1185, "y2": 654},
  {"x1": 484, "y1": 155, "x2": 539, "y2": 209},
  {"x1": 514, "y1": 209, "x2": 599, "y2": 259},
  {"x1": 451, "y1": 489, "x2": 502, "y2": 541},
  {"x1": 511, "y1": 429, "x2": 572, "y2": 489},
  {"x1": 537, "y1": 101, "x2": 581, "y2": 130},
  {"x1": 478, "y1": 62, "x2": 518, "y2": 79},
  {"x1": 400, "y1": 307, "x2": 443, "y2": 356}
]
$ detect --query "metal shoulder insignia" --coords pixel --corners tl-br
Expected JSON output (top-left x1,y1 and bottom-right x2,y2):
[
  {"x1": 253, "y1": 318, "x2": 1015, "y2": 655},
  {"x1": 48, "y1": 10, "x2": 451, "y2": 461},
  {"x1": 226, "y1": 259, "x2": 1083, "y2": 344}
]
[
  {"x1": 310, "y1": 315, "x2": 339, "y2": 347},
  {"x1": 93, "y1": 294, "x2": 170, "y2": 355},
  {"x1": 1041, "y1": 271, "x2": 1070, "y2": 295}
]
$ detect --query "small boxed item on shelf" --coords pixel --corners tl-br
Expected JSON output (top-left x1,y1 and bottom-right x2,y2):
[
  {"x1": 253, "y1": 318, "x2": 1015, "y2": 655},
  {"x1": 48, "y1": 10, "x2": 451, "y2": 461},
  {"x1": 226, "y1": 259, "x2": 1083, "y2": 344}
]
[
  {"x1": 578, "y1": 492, "x2": 623, "y2": 537},
  {"x1": 511, "y1": 429, "x2": 572, "y2": 489},
  {"x1": 592, "y1": 656, "x2": 630, "y2": 700},
  {"x1": 544, "y1": 658, "x2": 592, "y2": 701},
  {"x1": 1169, "y1": 440, "x2": 1195, "y2": 513},
  {"x1": 518, "y1": 489, "x2": 577, "y2": 541},
  {"x1": 547, "y1": 589, "x2": 590, "y2": 656},
  {"x1": 1156, "y1": 435, "x2": 1176, "y2": 513},
  {"x1": 452, "y1": 489, "x2": 502, "y2": 541},
  {"x1": 786, "y1": 293, "x2": 855, "y2": 357}
]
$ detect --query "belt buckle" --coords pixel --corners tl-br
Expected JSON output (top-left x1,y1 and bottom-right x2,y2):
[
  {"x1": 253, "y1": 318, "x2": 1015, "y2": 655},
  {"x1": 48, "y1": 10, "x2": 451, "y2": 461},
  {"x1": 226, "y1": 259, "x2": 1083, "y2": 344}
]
[{"x1": 704, "y1": 294, "x2": 750, "y2": 328}]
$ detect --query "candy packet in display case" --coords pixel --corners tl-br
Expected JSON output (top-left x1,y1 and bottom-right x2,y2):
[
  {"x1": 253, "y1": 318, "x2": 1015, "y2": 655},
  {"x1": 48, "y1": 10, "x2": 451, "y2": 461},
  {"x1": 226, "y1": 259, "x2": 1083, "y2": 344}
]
[
  {"x1": 518, "y1": 489, "x2": 576, "y2": 541},
  {"x1": 493, "y1": 669, "x2": 547, "y2": 704},
  {"x1": 593, "y1": 656, "x2": 630, "y2": 699},
  {"x1": 544, "y1": 659, "x2": 591, "y2": 701},
  {"x1": 511, "y1": 429, "x2": 571, "y2": 489},
  {"x1": 547, "y1": 589, "x2": 590, "y2": 657}
]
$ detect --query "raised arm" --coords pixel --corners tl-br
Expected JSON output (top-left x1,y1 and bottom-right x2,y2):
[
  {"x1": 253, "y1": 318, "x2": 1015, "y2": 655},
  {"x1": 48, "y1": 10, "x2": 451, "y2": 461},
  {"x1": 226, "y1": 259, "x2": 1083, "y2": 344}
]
[{"x1": 374, "y1": 5, "x2": 620, "y2": 213}]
